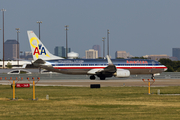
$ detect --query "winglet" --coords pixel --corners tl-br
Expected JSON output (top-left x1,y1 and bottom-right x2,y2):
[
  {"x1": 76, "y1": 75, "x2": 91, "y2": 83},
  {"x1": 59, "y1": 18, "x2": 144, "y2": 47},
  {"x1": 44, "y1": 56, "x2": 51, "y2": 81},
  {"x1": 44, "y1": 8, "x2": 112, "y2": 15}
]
[{"x1": 107, "y1": 55, "x2": 113, "y2": 64}]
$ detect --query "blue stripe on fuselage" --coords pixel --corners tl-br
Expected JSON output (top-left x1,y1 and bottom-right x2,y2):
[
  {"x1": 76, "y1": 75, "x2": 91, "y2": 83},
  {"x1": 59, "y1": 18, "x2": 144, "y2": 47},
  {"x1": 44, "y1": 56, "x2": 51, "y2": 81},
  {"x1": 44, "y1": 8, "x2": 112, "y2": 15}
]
[{"x1": 46, "y1": 59, "x2": 161, "y2": 67}]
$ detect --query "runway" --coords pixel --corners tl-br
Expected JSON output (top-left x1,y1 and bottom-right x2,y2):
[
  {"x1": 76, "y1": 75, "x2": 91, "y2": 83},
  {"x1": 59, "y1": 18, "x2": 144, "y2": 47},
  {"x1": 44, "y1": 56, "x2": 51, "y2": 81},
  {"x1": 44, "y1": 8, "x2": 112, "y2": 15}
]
[{"x1": 0, "y1": 79, "x2": 180, "y2": 87}]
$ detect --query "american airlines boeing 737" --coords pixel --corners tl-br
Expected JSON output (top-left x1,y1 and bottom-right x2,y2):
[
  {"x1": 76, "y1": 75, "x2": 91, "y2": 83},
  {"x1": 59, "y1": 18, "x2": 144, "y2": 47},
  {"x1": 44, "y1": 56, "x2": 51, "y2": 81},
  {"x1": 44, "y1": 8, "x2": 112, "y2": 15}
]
[{"x1": 27, "y1": 31, "x2": 167, "y2": 80}]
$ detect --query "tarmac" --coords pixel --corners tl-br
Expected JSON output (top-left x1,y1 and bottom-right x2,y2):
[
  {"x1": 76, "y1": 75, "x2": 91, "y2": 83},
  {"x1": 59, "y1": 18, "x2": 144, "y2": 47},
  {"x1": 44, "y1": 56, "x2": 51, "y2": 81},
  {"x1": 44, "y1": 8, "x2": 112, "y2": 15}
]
[{"x1": 0, "y1": 79, "x2": 180, "y2": 87}]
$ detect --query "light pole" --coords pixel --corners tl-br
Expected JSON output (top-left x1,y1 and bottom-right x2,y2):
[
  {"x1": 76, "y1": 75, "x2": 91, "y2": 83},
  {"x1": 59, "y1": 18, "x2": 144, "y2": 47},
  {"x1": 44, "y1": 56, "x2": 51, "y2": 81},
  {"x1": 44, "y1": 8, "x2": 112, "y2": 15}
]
[
  {"x1": 37, "y1": 21, "x2": 42, "y2": 40},
  {"x1": 65, "y1": 25, "x2": 69, "y2": 59},
  {"x1": 107, "y1": 29, "x2": 110, "y2": 56},
  {"x1": 1, "y1": 8, "x2": 6, "y2": 69},
  {"x1": 15, "y1": 28, "x2": 20, "y2": 67},
  {"x1": 102, "y1": 37, "x2": 106, "y2": 58},
  {"x1": 0, "y1": 28, "x2": 1, "y2": 61}
]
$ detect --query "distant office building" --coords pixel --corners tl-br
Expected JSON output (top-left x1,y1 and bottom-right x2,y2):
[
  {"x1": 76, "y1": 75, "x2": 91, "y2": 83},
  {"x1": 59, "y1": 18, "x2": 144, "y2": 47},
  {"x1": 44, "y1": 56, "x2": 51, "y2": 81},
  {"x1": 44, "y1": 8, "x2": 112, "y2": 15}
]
[
  {"x1": 169, "y1": 57, "x2": 178, "y2": 61},
  {"x1": 86, "y1": 49, "x2": 98, "y2": 59},
  {"x1": 54, "y1": 46, "x2": 65, "y2": 57},
  {"x1": 54, "y1": 46, "x2": 71, "y2": 57},
  {"x1": 115, "y1": 51, "x2": 130, "y2": 59},
  {"x1": 24, "y1": 51, "x2": 32, "y2": 56},
  {"x1": 65, "y1": 48, "x2": 71, "y2": 57},
  {"x1": 20, "y1": 51, "x2": 33, "y2": 60},
  {"x1": 143, "y1": 55, "x2": 149, "y2": 58},
  {"x1": 172, "y1": 48, "x2": 180, "y2": 60},
  {"x1": 92, "y1": 45, "x2": 101, "y2": 58},
  {"x1": 147, "y1": 55, "x2": 169, "y2": 61},
  {"x1": 4, "y1": 40, "x2": 19, "y2": 60},
  {"x1": 23, "y1": 51, "x2": 33, "y2": 60}
]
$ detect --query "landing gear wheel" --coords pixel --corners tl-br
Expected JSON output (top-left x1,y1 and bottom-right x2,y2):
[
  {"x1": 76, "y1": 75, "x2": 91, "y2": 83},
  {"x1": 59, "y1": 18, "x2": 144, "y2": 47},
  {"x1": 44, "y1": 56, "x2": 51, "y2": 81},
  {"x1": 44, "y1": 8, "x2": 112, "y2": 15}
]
[
  {"x1": 151, "y1": 74, "x2": 155, "y2": 79},
  {"x1": 39, "y1": 67, "x2": 41, "y2": 73},
  {"x1": 90, "y1": 75, "x2": 96, "y2": 80},
  {"x1": 100, "y1": 76, "x2": 106, "y2": 80}
]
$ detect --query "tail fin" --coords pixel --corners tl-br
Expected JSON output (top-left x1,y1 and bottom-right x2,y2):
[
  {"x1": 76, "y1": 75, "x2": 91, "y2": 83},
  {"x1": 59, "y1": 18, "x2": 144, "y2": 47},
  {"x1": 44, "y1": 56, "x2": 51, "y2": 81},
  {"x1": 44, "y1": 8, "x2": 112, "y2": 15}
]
[{"x1": 27, "y1": 31, "x2": 63, "y2": 60}]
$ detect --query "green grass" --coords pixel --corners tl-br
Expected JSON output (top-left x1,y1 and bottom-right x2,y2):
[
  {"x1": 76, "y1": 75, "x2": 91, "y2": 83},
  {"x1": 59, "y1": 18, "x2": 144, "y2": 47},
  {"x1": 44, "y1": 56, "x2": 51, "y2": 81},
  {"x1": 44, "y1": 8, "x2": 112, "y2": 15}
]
[{"x1": 0, "y1": 86, "x2": 180, "y2": 120}]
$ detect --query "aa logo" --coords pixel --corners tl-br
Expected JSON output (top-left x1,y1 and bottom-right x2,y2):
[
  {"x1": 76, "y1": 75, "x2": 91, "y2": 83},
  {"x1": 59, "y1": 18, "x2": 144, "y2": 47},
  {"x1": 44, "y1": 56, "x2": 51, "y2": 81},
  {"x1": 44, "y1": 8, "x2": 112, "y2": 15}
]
[
  {"x1": 33, "y1": 44, "x2": 47, "y2": 55},
  {"x1": 30, "y1": 37, "x2": 50, "y2": 59}
]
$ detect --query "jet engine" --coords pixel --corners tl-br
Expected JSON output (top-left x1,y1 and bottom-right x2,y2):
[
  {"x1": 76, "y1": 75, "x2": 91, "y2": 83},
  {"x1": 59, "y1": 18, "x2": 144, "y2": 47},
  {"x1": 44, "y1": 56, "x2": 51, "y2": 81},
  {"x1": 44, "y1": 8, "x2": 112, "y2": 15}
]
[{"x1": 114, "y1": 69, "x2": 130, "y2": 78}]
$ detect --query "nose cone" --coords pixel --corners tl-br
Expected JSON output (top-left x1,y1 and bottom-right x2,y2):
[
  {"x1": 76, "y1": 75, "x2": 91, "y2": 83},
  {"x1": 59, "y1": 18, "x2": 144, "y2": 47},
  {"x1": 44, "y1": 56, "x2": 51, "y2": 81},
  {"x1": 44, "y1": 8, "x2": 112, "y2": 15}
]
[{"x1": 164, "y1": 66, "x2": 168, "y2": 71}]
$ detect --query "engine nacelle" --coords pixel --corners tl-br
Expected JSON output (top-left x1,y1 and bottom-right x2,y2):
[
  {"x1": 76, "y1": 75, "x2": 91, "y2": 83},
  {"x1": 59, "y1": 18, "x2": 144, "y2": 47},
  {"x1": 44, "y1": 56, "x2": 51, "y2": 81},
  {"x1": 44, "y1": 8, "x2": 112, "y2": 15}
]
[{"x1": 114, "y1": 69, "x2": 130, "y2": 78}]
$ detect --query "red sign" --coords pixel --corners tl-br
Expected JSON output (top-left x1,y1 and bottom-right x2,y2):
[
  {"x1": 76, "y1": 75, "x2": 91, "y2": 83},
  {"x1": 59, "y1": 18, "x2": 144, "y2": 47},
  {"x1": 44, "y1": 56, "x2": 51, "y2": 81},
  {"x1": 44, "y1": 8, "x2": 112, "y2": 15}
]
[{"x1": 16, "y1": 83, "x2": 30, "y2": 88}]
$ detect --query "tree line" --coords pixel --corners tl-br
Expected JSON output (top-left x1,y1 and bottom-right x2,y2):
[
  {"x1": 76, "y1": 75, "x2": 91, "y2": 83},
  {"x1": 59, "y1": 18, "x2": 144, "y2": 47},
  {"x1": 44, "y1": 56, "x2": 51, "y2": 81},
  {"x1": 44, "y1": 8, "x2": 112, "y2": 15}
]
[{"x1": 159, "y1": 58, "x2": 180, "y2": 72}]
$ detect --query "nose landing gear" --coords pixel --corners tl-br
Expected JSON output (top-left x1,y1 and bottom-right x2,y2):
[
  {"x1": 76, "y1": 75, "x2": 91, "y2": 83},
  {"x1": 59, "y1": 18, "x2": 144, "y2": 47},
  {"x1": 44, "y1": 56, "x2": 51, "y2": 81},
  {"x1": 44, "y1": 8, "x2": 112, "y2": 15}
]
[{"x1": 151, "y1": 74, "x2": 155, "y2": 80}]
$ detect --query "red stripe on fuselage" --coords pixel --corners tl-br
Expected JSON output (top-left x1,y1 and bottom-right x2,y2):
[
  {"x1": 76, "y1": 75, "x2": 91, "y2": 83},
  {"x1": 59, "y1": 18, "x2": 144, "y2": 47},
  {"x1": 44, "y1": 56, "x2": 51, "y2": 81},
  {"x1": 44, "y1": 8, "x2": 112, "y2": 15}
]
[{"x1": 53, "y1": 66, "x2": 167, "y2": 69}]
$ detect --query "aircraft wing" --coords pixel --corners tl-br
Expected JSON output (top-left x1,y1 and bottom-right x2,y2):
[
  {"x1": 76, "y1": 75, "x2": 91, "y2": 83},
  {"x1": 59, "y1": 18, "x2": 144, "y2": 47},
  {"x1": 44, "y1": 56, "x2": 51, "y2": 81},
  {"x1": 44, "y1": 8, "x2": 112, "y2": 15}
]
[{"x1": 87, "y1": 55, "x2": 130, "y2": 80}]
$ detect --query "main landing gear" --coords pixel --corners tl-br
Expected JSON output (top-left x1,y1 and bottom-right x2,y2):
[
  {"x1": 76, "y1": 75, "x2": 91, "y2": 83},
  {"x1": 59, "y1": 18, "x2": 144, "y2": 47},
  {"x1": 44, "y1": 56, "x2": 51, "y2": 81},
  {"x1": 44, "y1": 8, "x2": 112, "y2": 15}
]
[
  {"x1": 39, "y1": 67, "x2": 41, "y2": 73},
  {"x1": 100, "y1": 76, "x2": 106, "y2": 80},
  {"x1": 89, "y1": 75, "x2": 106, "y2": 80},
  {"x1": 90, "y1": 75, "x2": 96, "y2": 80}
]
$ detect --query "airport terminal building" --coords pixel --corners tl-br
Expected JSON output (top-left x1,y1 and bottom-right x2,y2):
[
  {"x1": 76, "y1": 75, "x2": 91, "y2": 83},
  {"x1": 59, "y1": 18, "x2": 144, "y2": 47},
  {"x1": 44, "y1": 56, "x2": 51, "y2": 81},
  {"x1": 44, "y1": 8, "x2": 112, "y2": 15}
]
[{"x1": 0, "y1": 61, "x2": 31, "y2": 68}]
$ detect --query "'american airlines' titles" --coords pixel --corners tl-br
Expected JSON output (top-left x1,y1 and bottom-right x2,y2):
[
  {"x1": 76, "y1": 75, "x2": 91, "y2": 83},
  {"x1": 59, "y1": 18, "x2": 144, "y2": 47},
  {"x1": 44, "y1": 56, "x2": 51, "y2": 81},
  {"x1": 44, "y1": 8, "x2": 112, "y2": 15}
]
[
  {"x1": 126, "y1": 60, "x2": 148, "y2": 64},
  {"x1": 58, "y1": 60, "x2": 84, "y2": 63}
]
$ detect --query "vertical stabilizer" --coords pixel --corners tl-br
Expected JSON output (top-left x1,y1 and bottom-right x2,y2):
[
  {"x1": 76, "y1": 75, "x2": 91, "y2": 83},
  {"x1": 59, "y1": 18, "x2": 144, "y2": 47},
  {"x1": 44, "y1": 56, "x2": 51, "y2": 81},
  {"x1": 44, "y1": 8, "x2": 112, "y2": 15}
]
[{"x1": 27, "y1": 31, "x2": 63, "y2": 60}]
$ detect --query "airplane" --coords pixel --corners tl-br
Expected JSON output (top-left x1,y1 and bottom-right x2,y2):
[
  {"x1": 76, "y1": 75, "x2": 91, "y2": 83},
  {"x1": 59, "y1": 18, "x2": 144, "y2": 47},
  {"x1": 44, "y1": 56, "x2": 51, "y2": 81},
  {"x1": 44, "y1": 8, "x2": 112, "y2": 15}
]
[{"x1": 27, "y1": 31, "x2": 167, "y2": 80}]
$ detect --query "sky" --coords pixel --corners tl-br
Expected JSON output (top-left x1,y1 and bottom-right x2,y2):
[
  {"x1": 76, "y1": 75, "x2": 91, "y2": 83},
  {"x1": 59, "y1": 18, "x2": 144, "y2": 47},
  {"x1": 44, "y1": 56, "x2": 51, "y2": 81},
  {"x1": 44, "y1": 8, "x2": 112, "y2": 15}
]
[{"x1": 0, "y1": 0, "x2": 180, "y2": 58}]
